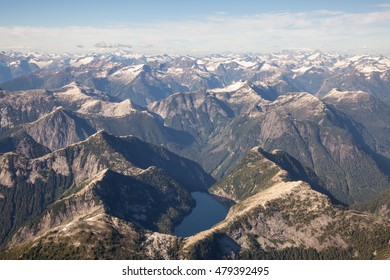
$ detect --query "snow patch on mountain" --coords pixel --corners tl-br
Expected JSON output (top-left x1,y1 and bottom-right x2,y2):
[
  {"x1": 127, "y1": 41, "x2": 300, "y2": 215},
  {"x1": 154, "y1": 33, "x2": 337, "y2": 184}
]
[
  {"x1": 291, "y1": 66, "x2": 312, "y2": 74},
  {"x1": 109, "y1": 64, "x2": 145, "y2": 83},
  {"x1": 210, "y1": 81, "x2": 248, "y2": 93},
  {"x1": 234, "y1": 59, "x2": 257, "y2": 68},
  {"x1": 28, "y1": 59, "x2": 53, "y2": 68},
  {"x1": 261, "y1": 63, "x2": 278, "y2": 71},
  {"x1": 70, "y1": 56, "x2": 95, "y2": 67}
]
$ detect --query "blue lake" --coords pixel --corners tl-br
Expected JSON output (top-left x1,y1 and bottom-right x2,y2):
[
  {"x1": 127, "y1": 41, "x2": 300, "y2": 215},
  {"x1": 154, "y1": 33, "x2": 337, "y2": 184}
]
[{"x1": 174, "y1": 191, "x2": 229, "y2": 237}]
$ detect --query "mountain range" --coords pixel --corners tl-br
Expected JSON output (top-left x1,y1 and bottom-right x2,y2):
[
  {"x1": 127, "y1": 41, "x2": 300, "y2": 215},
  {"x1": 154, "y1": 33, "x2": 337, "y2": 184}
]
[{"x1": 0, "y1": 50, "x2": 389, "y2": 259}]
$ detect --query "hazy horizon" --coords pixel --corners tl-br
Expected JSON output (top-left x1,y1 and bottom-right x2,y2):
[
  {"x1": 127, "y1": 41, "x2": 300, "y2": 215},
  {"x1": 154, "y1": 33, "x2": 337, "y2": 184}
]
[{"x1": 1, "y1": 0, "x2": 389, "y2": 55}]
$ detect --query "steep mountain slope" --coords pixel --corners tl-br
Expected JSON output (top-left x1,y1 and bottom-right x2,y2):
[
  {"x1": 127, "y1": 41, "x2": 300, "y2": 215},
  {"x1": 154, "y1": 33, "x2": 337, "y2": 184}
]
[
  {"x1": 148, "y1": 81, "x2": 271, "y2": 169},
  {"x1": 0, "y1": 88, "x2": 57, "y2": 133},
  {"x1": 0, "y1": 133, "x2": 51, "y2": 158},
  {"x1": 0, "y1": 55, "x2": 119, "y2": 92},
  {"x1": 104, "y1": 64, "x2": 184, "y2": 105},
  {"x1": 0, "y1": 61, "x2": 183, "y2": 106},
  {"x1": 210, "y1": 147, "x2": 324, "y2": 202},
  {"x1": 318, "y1": 70, "x2": 390, "y2": 104},
  {"x1": 0, "y1": 131, "x2": 214, "y2": 251},
  {"x1": 0, "y1": 83, "x2": 194, "y2": 154},
  {"x1": 252, "y1": 92, "x2": 390, "y2": 204},
  {"x1": 1, "y1": 169, "x2": 184, "y2": 260},
  {"x1": 0, "y1": 82, "x2": 111, "y2": 133},
  {"x1": 3, "y1": 146, "x2": 389, "y2": 260},
  {"x1": 0, "y1": 53, "x2": 39, "y2": 83},
  {"x1": 2, "y1": 50, "x2": 389, "y2": 105},
  {"x1": 150, "y1": 87, "x2": 390, "y2": 205},
  {"x1": 292, "y1": 66, "x2": 332, "y2": 93},
  {"x1": 149, "y1": 88, "x2": 235, "y2": 142},
  {"x1": 23, "y1": 107, "x2": 96, "y2": 151},
  {"x1": 323, "y1": 89, "x2": 390, "y2": 158},
  {"x1": 352, "y1": 187, "x2": 390, "y2": 217},
  {"x1": 183, "y1": 147, "x2": 390, "y2": 260},
  {"x1": 0, "y1": 50, "x2": 389, "y2": 260}
]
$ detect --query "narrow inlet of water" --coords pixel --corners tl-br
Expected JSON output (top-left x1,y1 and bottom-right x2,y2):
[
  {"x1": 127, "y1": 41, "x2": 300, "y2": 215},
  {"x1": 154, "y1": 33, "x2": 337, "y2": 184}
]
[{"x1": 174, "y1": 191, "x2": 229, "y2": 237}]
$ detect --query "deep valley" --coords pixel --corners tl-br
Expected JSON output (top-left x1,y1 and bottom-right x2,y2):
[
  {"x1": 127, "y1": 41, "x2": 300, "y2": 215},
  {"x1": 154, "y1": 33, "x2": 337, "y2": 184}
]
[{"x1": 0, "y1": 50, "x2": 389, "y2": 259}]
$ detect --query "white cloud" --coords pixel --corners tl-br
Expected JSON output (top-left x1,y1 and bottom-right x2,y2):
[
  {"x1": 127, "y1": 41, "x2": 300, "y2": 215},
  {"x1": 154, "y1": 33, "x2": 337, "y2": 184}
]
[
  {"x1": 377, "y1": 3, "x2": 390, "y2": 8},
  {"x1": 94, "y1": 41, "x2": 132, "y2": 49},
  {"x1": 0, "y1": 10, "x2": 389, "y2": 55}
]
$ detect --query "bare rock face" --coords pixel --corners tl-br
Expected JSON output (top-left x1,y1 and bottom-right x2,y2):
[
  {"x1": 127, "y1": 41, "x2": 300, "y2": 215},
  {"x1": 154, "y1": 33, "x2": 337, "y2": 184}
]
[
  {"x1": 323, "y1": 89, "x2": 390, "y2": 159},
  {"x1": 0, "y1": 131, "x2": 213, "y2": 255},
  {"x1": 1, "y1": 80, "x2": 389, "y2": 206},
  {"x1": 0, "y1": 83, "x2": 193, "y2": 158},
  {"x1": 25, "y1": 108, "x2": 96, "y2": 151},
  {"x1": 253, "y1": 92, "x2": 390, "y2": 204},
  {"x1": 183, "y1": 148, "x2": 390, "y2": 260},
  {"x1": 210, "y1": 147, "x2": 321, "y2": 202},
  {"x1": 1, "y1": 51, "x2": 390, "y2": 260},
  {"x1": 2, "y1": 144, "x2": 389, "y2": 260},
  {"x1": 150, "y1": 89, "x2": 390, "y2": 205},
  {"x1": 0, "y1": 89, "x2": 57, "y2": 131},
  {"x1": 15, "y1": 136, "x2": 51, "y2": 159}
]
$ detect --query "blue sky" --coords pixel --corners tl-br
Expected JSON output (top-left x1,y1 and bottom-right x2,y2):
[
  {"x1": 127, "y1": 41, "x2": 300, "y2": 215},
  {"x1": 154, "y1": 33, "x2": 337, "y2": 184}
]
[{"x1": 1, "y1": 0, "x2": 389, "y2": 54}]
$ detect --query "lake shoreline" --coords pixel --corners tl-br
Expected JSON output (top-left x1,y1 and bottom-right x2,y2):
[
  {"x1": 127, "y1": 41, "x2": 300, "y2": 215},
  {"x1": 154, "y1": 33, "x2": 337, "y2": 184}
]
[{"x1": 173, "y1": 191, "x2": 230, "y2": 237}]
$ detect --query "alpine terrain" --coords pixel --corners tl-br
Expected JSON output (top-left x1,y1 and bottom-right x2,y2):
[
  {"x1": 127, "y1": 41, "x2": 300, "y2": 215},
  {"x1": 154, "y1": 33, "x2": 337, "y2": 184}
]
[{"x1": 0, "y1": 50, "x2": 389, "y2": 259}]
